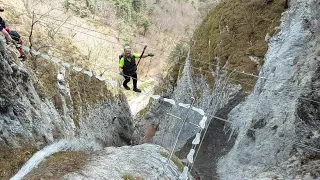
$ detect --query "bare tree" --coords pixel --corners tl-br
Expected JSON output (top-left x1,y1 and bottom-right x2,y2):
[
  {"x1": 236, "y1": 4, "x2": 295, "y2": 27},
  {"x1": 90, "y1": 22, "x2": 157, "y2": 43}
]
[{"x1": 24, "y1": 1, "x2": 69, "y2": 71}]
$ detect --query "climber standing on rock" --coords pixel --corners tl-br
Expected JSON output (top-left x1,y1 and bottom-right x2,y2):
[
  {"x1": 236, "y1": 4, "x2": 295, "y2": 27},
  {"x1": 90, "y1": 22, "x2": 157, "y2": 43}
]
[
  {"x1": 5, "y1": 27, "x2": 27, "y2": 61},
  {"x1": 0, "y1": 8, "x2": 14, "y2": 45},
  {"x1": 119, "y1": 45, "x2": 154, "y2": 93}
]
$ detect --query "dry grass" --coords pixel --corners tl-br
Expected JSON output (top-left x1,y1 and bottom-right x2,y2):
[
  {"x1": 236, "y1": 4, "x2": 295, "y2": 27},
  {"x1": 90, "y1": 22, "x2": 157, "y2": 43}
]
[
  {"x1": 23, "y1": 34, "x2": 120, "y2": 127},
  {"x1": 122, "y1": 173, "x2": 144, "y2": 180},
  {"x1": 67, "y1": 70, "x2": 124, "y2": 126},
  {"x1": 6, "y1": 8, "x2": 122, "y2": 126},
  {"x1": 138, "y1": 98, "x2": 153, "y2": 117},
  {"x1": 153, "y1": 41, "x2": 189, "y2": 95},
  {"x1": 190, "y1": 0, "x2": 286, "y2": 90},
  {"x1": 25, "y1": 151, "x2": 89, "y2": 180},
  {"x1": 0, "y1": 146, "x2": 38, "y2": 180},
  {"x1": 160, "y1": 152, "x2": 184, "y2": 172}
]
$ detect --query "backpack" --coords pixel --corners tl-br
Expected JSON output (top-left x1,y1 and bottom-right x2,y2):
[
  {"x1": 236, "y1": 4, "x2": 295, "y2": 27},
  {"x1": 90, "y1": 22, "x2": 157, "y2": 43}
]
[
  {"x1": 9, "y1": 31, "x2": 20, "y2": 41},
  {"x1": 119, "y1": 53, "x2": 124, "y2": 62},
  {"x1": 119, "y1": 53, "x2": 135, "y2": 62}
]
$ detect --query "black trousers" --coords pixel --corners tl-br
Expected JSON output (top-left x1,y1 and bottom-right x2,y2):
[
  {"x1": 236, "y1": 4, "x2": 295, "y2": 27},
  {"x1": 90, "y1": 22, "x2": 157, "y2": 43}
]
[{"x1": 123, "y1": 73, "x2": 137, "y2": 89}]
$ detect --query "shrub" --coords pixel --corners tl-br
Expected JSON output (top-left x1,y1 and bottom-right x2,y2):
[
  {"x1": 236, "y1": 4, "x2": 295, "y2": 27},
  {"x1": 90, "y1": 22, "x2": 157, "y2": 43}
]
[
  {"x1": 122, "y1": 173, "x2": 144, "y2": 180},
  {"x1": 160, "y1": 152, "x2": 184, "y2": 172}
]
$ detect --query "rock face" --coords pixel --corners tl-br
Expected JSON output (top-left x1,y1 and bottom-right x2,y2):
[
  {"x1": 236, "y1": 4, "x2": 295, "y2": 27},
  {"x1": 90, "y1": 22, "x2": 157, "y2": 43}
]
[
  {"x1": 217, "y1": 0, "x2": 320, "y2": 179},
  {"x1": 143, "y1": 54, "x2": 242, "y2": 150},
  {"x1": 0, "y1": 43, "x2": 134, "y2": 150},
  {"x1": 62, "y1": 144, "x2": 180, "y2": 180},
  {"x1": 137, "y1": 0, "x2": 320, "y2": 179},
  {"x1": 135, "y1": 51, "x2": 244, "y2": 179}
]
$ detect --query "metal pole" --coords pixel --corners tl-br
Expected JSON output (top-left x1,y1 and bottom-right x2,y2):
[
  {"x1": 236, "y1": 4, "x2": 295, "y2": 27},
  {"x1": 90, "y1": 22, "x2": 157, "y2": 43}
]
[
  {"x1": 166, "y1": 97, "x2": 195, "y2": 166},
  {"x1": 137, "y1": 45, "x2": 147, "y2": 67}
]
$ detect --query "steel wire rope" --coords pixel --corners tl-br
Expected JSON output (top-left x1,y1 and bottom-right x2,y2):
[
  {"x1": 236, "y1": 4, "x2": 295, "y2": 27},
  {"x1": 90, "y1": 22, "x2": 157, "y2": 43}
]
[
  {"x1": 6, "y1": 2, "x2": 305, "y2": 91},
  {"x1": 3, "y1": 2, "x2": 189, "y2": 50},
  {"x1": 9, "y1": 2, "x2": 320, "y2": 173},
  {"x1": 21, "y1": 43, "x2": 320, "y2": 169},
  {"x1": 189, "y1": 69, "x2": 237, "y2": 172},
  {"x1": 11, "y1": 2, "x2": 190, "y2": 44},
  {"x1": 36, "y1": 19, "x2": 257, "y2": 88},
  {"x1": 6, "y1": 5, "x2": 280, "y2": 80},
  {"x1": 29, "y1": 25, "x2": 320, "y2": 106},
  {"x1": 6, "y1": 1, "x2": 320, "y2": 94},
  {"x1": 34, "y1": 16, "x2": 320, "y2": 96},
  {"x1": 36, "y1": 12, "x2": 301, "y2": 84},
  {"x1": 41, "y1": 23, "x2": 320, "y2": 180},
  {"x1": 15, "y1": 10, "x2": 320, "y2": 106},
  {"x1": 188, "y1": 113, "x2": 320, "y2": 174},
  {"x1": 27, "y1": 34, "x2": 320, "y2": 106}
]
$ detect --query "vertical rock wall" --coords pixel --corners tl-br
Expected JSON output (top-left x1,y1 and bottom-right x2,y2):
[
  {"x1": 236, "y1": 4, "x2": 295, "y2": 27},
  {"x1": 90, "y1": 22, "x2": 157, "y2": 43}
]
[
  {"x1": 0, "y1": 43, "x2": 134, "y2": 150},
  {"x1": 217, "y1": 0, "x2": 320, "y2": 179}
]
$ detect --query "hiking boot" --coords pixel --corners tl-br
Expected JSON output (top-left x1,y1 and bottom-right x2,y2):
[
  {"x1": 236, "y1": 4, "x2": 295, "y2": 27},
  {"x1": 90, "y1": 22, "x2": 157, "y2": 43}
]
[
  {"x1": 133, "y1": 88, "x2": 142, "y2": 93},
  {"x1": 19, "y1": 55, "x2": 27, "y2": 61},
  {"x1": 123, "y1": 85, "x2": 130, "y2": 90}
]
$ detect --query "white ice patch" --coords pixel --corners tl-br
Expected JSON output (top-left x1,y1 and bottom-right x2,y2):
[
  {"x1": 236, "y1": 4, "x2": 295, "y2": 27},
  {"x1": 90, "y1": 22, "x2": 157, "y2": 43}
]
[
  {"x1": 31, "y1": 50, "x2": 40, "y2": 55},
  {"x1": 83, "y1": 71, "x2": 93, "y2": 77},
  {"x1": 164, "y1": 98, "x2": 176, "y2": 105},
  {"x1": 73, "y1": 66, "x2": 82, "y2": 72},
  {"x1": 61, "y1": 62, "x2": 71, "y2": 68},
  {"x1": 249, "y1": 56, "x2": 260, "y2": 64},
  {"x1": 192, "y1": 133, "x2": 201, "y2": 145},
  {"x1": 199, "y1": 116, "x2": 207, "y2": 129},
  {"x1": 192, "y1": 107, "x2": 205, "y2": 116},
  {"x1": 179, "y1": 166, "x2": 189, "y2": 180},
  {"x1": 187, "y1": 149, "x2": 195, "y2": 163},
  {"x1": 22, "y1": 46, "x2": 30, "y2": 52},
  {"x1": 41, "y1": 54, "x2": 51, "y2": 60},
  {"x1": 178, "y1": 103, "x2": 191, "y2": 109},
  {"x1": 151, "y1": 95, "x2": 161, "y2": 99},
  {"x1": 107, "y1": 80, "x2": 118, "y2": 87},
  {"x1": 51, "y1": 57, "x2": 61, "y2": 63},
  {"x1": 95, "y1": 76, "x2": 106, "y2": 81}
]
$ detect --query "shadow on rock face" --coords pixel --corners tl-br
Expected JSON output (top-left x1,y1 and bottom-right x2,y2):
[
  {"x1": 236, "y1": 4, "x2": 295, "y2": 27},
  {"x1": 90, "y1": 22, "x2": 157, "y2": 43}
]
[
  {"x1": 177, "y1": 117, "x2": 237, "y2": 180},
  {"x1": 176, "y1": 91, "x2": 244, "y2": 179}
]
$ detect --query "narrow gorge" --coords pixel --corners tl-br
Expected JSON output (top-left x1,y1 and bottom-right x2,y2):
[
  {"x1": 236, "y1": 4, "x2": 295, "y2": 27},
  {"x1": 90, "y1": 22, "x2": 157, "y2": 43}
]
[{"x1": 0, "y1": 0, "x2": 319, "y2": 180}]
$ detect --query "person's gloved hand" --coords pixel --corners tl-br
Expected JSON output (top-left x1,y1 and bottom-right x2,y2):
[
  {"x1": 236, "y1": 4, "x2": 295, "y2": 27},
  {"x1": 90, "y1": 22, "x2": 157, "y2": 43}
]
[
  {"x1": 148, "y1": 53, "x2": 154, "y2": 57},
  {"x1": 120, "y1": 71, "x2": 125, "y2": 76}
]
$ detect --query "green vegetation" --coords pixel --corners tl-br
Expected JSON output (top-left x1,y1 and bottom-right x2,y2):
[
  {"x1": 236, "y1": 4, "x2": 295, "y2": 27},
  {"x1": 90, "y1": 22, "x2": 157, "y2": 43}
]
[
  {"x1": 154, "y1": 41, "x2": 189, "y2": 95},
  {"x1": 108, "y1": 0, "x2": 151, "y2": 39},
  {"x1": 190, "y1": 0, "x2": 286, "y2": 90},
  {"x1": 122, "y1": 173, "x2": 144, "y2": 180},
  {"x1": 63, "y1": 0, "x2": 151, "y2": 41},
  {"x1": 160, "y1": 152, "x2": 184, "y2": 172},
  {"x1": 24, "y1": 33, "x2": 120, "y2": 127},
  {"x1": 68, "y1": 70, "x2": 122, "y2": 126},
  {"x1": 138, "y1": 99, "x2": 153, "y2": 117},
  {"x1": 0, "y1": 146, "x2": 38, "y2": 179}
]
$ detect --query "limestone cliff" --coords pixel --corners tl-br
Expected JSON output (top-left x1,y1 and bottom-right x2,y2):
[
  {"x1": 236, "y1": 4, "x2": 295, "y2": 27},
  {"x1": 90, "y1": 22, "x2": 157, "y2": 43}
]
[
  {"x1": 136, "y1": 0, "x2": 319, "y2": 179},
  {"x1": 0, "y1": 42, "x2": 134, "y2": 179},
  {"x1": 218, "y1": 0, "x2": 320, "y2": 179}
]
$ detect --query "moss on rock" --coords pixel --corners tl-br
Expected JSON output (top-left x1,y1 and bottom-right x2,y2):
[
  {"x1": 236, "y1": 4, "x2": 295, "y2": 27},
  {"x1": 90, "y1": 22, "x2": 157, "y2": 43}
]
[{"x1": 191, "y1": 0, "x2": 286, "y2": 91}]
